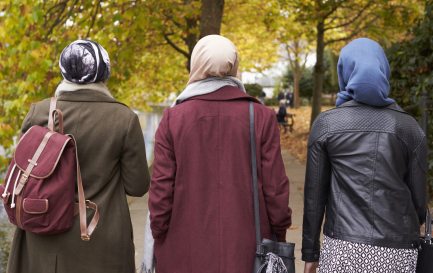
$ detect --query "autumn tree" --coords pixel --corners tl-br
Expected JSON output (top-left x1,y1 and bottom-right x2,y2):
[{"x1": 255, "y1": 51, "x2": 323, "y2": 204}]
[
  {"x1": 150, "y1": 0, "x2": 224, "y2": 71},
  {"x1": 262, "y1": 1, "x2": 316, "y2": 109},
  {"x1": 0, "y1": 1, "x2": 186, "y2": 168},
  {"x1": 285, "y1": 0, "x2": 423, "y2": 126},
  {"x1": 276, "y1": 13, "x2": 314, "y2": 108},
  {"x1": 388, "y1": 0, "x2": 433, "y2": 194},
  {"x1": 0, "y1": 0, "x2": 280, "y2": 168}
]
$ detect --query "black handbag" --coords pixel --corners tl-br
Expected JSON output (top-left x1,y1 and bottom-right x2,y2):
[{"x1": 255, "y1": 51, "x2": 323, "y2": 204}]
[
  {"x1": 417, "y1": 209, "x2": 433, "y2": 273},
  {"x1": 249, "y1": 102, "x2": 296, "y2": 273}
]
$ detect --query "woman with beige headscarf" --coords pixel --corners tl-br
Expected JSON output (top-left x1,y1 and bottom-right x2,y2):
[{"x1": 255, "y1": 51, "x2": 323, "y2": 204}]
[{"x1": 147, "y1": 35, "x2": 292, "y2": 273}]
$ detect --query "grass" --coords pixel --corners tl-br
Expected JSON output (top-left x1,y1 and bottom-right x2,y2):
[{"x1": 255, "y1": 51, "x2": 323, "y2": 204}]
[{"x1": 0, "y1": 227, "x2": 11, "y2": 273}]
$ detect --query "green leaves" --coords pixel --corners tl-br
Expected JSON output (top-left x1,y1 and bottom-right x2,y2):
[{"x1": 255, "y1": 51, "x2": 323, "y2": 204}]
[
  {"x1": 388, "y1": 0, "x2": 433, "y2": 194},
  {"x1": 0, "y1": 0, "x2": 427, "y2": 173}
]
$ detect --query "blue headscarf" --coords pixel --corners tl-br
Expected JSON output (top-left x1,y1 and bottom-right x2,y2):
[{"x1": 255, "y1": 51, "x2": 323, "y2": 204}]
[{"x1": 336, "y1": 38, "x2": 395, "y2": 107}]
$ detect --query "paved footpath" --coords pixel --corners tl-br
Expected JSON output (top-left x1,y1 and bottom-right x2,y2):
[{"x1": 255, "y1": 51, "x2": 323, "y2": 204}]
[{"x1": 129, "y1": 149, "x2": 306, "y2": 272}]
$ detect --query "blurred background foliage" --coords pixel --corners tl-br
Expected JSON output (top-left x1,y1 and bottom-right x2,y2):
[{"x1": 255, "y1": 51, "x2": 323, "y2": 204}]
[
  {"x1": 388, "y1": 1, "x2": 433, "y2": 194},
  {"x1": 0, "y1": 0, "x2": 432, "y2": 192},
  {"x1": 0, "y1": 0, "x2": 280, "y2": 166}
]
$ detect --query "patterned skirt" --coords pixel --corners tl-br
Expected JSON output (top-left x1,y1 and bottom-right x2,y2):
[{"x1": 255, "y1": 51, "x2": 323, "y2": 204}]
[{"x1": 319, "y1": 236, "x2": 418, "y2": 273}]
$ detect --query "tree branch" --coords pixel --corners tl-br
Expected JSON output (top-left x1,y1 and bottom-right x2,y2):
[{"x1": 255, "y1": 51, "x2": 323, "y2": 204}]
[
  {"x1": 286, "y1": 43, "x2": 296, "y2": 53},
  {"x1": 44, "y1": 2, "x2": 68, "y2": 38},
  {"x1": 163, "y1": 33, "x2": 189, "y2": 58},
  {"x1": 325, "y1": 13, "x2": 380, "y2": 45},
  {"x1": 163, "y1": 12, "x2": 183, "y2": 30},
  {"x1": 322, "y1": 1, "x2": 342, "y2": 20},
  {"x1": 324, "y1": 0, "x2": 375, "y2": 31},
  {"x1": 44, "y1": 0, "x2": 68, "y2": 22},
  {"x1": 86, "y1": 0, "x2": 102, "y2": 37},
  {"x1": 44, "y1": 0, "x2": 79, "y2": 39},
  {"x1": 301, "y1": 52, "x2": 309, "y2": 70}
]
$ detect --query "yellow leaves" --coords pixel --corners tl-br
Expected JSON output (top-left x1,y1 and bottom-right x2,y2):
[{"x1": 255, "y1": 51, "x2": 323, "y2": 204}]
[
  {"x1": 222, "y1": 0, "x2": 280, "y2": 72},
  {"x1": 0, "y1": 123, "x2": 12, "y2": 132},
  {"x1": 114, "y1": 47, "x2": 188, "y2": 108}
]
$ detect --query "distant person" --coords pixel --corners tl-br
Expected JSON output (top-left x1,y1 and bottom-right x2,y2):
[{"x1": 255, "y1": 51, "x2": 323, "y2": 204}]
[
  {"x1": 302, "y1": 38, "x2": 427, "y2": 273},
  {"x1": 276, "y1": 101, "x2": 289, "y2": 133},
  {"x1": 276, "y1": 100, "x2": 287, "y2": 124},
  {"x1": 7, "y1": 40, "x2": 150, "y2": 273},
  {"x1": 286, "y1": 91, "x2": 293, "y2": 108},
  {"x1": 277, "y1": 91, "x2": 285, "y2": 101},
  {"x1": 149, "y1": 35, "x2": 292, "y2": 273}
]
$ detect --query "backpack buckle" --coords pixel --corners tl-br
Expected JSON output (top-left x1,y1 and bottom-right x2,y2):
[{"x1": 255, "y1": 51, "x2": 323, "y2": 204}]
[{"x1": 27, "y1": 159, "x2": 38, "y2": 167}]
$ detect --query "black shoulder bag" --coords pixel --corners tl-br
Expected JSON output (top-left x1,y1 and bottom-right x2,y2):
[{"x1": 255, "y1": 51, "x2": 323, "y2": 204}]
[
  {"x1": 417, "y1": 209, "x2": 433, "y2": 273},
  {"x1": 249, "y1": 102, "x2": 296, "y2": 273}
]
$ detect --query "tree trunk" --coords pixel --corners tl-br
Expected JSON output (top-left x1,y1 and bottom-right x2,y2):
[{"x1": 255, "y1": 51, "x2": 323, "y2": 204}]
[
  {"x1": 185, "y1": 16, "x2": 198, "y2": 71},
  {"x1": 293, "y1": 69, "x2": 301, "y2": 108},
  {"x1": 199, "y1": 0, "x2": 224, "y2": 38},
  {"x1": 310, "y1": 19, "x2": 325, "y2": 128},
  {"x1": 184, "y1": 0, "x2": 225, "y2": 71}
]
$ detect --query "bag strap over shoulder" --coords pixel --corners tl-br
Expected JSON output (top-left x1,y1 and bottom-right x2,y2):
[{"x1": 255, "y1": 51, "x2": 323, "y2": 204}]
[
  {"x1": 71, "y1": 135, "x2": 100, "y2": 241},
  {"x1": 48, "y1": 97, "x2": 64, "y2": 134},
  {"x1": 48, "y1": 97, "x2": 99, "y2": 241},
  {"x1": 249, "y1": 102, "x2": 262, "y2": 253},
  {"x1": 424, "y1": 208, "x2": 432, "y2": 242}
]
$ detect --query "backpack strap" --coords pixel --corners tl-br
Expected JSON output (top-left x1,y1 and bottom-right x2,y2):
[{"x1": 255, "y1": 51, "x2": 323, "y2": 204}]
[
  {"x1": 49, "y1": 97, "x2": 99, "y2": 241},
  {"x1": 48, "y1": 97, "x2": 64, "y2": 134},
  {"x1": 71, "y1": 135, "x2": 100, "y2": 241}
]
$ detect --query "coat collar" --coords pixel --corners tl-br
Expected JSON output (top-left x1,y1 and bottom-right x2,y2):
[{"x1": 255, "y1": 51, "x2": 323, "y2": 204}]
[
  {"x1": 182, "y1": 86, "x2": 260, "y2": 103},
  {"x1": 338, "y1": 99, "x2": 406, "y2": 114},
  {"x1": 57, "y1": 90, "x2": 126, "y2": 106}
]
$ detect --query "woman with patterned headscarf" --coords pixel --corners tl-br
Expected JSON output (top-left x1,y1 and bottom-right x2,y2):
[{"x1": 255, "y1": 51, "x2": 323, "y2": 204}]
[
  {"x1": 302, "y1": 38, "x2": 427, "y2": 273},
  {"x1": 147, "y1": 35, "x2": 292, "y2": 273},
  {"x1": 7, "y1": 40, "x2": 150, "y2": 273}
]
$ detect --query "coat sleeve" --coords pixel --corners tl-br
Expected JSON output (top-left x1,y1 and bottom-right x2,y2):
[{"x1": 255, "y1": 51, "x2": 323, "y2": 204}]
[
  {"x1": 120, "y1": 113, "x2": 150, "y2": 196},
  {"x1": 149, "y1": 109, "x2": 176, "y2": 240},
  {"x1": 302, "y1": 117, "x2": 331, "y2": 262},
  {"x1": 408, "y1": 135, "x2": 428, "y2": 224},
  {"x1": 261, "y1": 110, "x2": 292, "y2": 242}
]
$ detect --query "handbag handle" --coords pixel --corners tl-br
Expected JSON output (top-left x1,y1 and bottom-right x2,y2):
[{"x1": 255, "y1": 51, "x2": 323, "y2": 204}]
[
  {"x1": 425, "y1": 208, "x2": 432, "y2": 242},
  {"x1": 249, "y1": 102, "x2": 262, "y2": 254}
]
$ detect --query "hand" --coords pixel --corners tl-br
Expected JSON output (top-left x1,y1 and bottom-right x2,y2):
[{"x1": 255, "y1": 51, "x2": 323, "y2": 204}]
[{"x1": 304, "y1": 261, "x2": 319, "y2": 273}]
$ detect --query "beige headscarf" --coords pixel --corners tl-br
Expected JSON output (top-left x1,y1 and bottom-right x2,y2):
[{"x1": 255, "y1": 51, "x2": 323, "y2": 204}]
[
  {"x1": 188, "y1": 35, "x2": 239, "y2": 84},
  {"x1": 173, "y1": 35, "x2": 244, "y2": 106}
]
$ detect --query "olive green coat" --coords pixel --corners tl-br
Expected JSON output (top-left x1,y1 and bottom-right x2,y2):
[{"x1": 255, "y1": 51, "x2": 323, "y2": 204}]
[{"x1": 7, "y1": 90, "x2": 150, "y2": 273}]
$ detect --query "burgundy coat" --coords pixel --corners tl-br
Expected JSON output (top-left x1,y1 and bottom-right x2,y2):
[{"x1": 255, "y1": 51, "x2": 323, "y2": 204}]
[{"x1": 149, "y1": 86, "x2": 292, "y2": 273}]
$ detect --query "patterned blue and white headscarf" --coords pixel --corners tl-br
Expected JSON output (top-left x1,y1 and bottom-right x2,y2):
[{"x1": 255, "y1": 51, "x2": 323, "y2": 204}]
[{"x1": 59, "y1": 40, "x2": 110, "y2": 84}]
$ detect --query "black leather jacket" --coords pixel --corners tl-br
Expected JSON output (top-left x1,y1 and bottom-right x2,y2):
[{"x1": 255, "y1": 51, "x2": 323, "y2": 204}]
[{"x1": 302, "y1": 101, "x2": 427, "y2": 262}]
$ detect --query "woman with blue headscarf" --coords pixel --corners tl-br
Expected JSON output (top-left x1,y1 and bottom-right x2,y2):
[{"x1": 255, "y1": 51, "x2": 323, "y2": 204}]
[{"x1": 302, "y1": 38, "x2": 427, "y2": 273}]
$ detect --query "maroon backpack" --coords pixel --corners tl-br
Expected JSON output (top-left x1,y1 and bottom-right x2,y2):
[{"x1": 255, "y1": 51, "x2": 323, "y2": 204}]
[{"x1": 0, "y1": 98, "x2": 99, "y2": 241}]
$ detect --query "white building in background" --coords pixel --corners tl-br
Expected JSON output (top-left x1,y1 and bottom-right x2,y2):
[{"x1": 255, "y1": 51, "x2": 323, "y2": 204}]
[
  {"x1": 241, "y1": 44, "x2": 316, "y2": 99},
  {"x1": 241, "y1": 56, "x2": 289, "y2": 98},
  {"x1": 242, "y1": 72, "x2": 278, "y2": 98}
]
